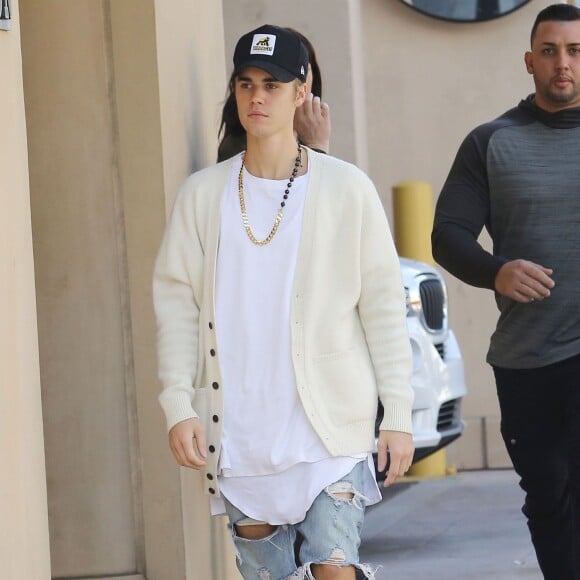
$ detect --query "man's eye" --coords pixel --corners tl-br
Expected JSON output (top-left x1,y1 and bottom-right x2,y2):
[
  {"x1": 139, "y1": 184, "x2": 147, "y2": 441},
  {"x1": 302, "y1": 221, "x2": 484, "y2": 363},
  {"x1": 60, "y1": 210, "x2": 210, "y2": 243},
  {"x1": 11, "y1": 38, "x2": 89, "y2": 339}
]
[
  {"x1": 570, "y1": 47, "x2": 580, "y2": 55},
  {"x1": 266, "y1": 83, "x2": 278, "y2": 90},
  {"x1": 542, "y1": 48, "x2": 554, "y2": 55}
]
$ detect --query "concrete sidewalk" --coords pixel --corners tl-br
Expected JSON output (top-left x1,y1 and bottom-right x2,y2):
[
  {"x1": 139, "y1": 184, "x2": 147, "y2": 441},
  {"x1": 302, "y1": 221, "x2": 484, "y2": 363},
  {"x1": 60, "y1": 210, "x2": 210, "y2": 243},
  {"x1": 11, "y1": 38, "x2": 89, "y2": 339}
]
[{"x1": 360, "y1": 470, "x2": 542, "y2": 580}]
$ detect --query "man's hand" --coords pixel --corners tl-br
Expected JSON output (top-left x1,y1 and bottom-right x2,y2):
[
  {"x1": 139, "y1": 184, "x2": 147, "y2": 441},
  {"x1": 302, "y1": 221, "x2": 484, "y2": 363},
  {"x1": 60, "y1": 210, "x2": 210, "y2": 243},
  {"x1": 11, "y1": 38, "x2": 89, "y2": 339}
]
[
  {"x1": 495, "y1": 259, "x2": 554, "y2": 303},
  {"x1": 168, "y1": 418, "x2": 207, "y2": 469},
  {"x1": 294, "y1": 92, "x2": 331, "y2": 153},
  {"x1": 377, "y1": 430, "x2": 414, "y2": 487}
]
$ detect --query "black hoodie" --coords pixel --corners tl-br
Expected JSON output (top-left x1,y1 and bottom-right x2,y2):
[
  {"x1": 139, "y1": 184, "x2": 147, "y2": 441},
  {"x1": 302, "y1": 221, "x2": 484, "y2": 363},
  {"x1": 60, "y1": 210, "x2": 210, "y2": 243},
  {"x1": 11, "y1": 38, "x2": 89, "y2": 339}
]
[{"x1": 432, "y1": 95, "x2": 580, "y2": 368}]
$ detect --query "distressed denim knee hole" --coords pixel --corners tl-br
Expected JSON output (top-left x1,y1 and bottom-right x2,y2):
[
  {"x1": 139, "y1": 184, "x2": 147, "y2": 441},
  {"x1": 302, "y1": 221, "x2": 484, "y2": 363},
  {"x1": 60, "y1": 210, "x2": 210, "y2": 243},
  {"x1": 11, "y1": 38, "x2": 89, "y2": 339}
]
[
  {"x1": 232, "y1": 525, "x2": 282, "y2": 544},
  {"x1": 229, "y1": 524, "x2": 289, "y2": 570},
  {"x1": 234, "y1": 522, "x2": 278, "y2": 541}
]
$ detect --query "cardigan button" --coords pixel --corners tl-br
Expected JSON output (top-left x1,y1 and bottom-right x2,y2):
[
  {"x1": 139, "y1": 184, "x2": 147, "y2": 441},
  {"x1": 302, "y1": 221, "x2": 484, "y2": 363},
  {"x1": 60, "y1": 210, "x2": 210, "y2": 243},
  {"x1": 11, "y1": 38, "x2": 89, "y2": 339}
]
[
  {"x1": 212, "y1": 382, "x2": 219, "y2": 390},
  {"x1": 206, "y1": 473, "x2": 214, "y2": 480},
  {"x1": 209, "y1": 322, "x2": 213, "y2": 330},
  {"x1": 210, "y1": 349, "x2": 216, "y2": 356},
  {"x1": 209, "y1": 487, "x2": 216, "y2": 495},
  {"x1": 209, "y1": 445, "x2": 216, "y2": 453},
  {"x1": 212, "y1": 415, "x2": 219, "y2": 423}
]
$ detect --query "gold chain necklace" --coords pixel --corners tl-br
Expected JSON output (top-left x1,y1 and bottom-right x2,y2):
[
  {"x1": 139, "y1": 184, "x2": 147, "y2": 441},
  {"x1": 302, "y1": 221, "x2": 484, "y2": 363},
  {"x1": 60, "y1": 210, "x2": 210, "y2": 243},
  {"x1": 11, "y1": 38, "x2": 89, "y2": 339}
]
[{"x1": 238, "y1": 145, "x2": 302, "y2": 246}]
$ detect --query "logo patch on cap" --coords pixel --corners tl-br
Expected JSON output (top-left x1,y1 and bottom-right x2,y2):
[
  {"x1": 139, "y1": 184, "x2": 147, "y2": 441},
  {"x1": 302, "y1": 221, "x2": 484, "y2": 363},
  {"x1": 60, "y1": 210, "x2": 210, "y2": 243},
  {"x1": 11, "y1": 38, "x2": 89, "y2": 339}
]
[{"x1": 250, "y1": 33, "x2": 276, "y2": 56}]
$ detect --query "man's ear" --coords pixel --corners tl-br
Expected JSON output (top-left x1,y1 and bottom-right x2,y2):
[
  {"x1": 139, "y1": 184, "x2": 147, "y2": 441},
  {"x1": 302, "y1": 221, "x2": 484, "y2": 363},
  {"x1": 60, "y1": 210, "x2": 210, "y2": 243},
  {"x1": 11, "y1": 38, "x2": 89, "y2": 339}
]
[
  {"x1": 295, "y1": 82, "x2": 307, "y2": 107},
  {"x1": 524, "y1": 51, "x2": 534, "y2": 74}
]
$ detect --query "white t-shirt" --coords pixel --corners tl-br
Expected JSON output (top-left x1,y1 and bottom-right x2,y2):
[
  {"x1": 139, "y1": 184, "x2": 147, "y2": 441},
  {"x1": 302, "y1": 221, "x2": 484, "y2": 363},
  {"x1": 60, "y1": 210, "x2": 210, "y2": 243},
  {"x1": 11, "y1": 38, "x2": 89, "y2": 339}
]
[{"x1": 211, "y1": 155, "x2": 380, "y2": 524}]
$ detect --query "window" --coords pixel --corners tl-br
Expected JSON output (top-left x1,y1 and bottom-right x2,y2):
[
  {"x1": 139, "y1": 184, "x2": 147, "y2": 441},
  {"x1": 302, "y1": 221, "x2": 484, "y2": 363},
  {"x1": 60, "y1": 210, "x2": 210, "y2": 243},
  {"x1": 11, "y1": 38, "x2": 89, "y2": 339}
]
[{"x1": 0, "y1": 0, "x2": 11, "y2": 31}]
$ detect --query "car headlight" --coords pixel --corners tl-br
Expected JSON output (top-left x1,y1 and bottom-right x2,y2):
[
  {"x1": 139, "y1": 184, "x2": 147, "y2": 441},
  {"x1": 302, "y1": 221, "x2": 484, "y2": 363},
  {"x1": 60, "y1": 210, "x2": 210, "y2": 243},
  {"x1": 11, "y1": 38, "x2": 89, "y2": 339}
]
[{"x1": 405, "y1": 286, "x2": 422, "y2": 318}]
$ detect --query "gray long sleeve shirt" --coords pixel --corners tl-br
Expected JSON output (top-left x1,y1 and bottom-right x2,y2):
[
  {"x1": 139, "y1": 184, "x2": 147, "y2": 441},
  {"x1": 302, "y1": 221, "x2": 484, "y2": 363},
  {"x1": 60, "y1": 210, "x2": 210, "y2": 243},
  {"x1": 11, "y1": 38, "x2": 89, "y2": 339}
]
[{"x1": 432, "y1": 95, "x2": 580, "y2": 369}]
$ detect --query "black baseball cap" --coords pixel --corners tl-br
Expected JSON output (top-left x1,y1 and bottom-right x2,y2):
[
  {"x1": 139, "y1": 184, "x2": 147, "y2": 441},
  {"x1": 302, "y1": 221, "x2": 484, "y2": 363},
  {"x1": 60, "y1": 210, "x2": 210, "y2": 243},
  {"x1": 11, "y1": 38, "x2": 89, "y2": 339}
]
[{"x1": 233, "y1": 24, "x2": 308, "y2": 83}]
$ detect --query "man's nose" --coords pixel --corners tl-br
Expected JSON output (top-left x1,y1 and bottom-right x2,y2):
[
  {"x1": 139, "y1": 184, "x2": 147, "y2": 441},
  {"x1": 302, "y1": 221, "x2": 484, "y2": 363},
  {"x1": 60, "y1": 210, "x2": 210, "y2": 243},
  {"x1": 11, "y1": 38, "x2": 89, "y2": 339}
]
[
  {"x1": 555, "y1": 50, "x2": 571, "y2": 70},
  {"x1": 250, "y1": 88, "x2": 266, "y2": 103}
]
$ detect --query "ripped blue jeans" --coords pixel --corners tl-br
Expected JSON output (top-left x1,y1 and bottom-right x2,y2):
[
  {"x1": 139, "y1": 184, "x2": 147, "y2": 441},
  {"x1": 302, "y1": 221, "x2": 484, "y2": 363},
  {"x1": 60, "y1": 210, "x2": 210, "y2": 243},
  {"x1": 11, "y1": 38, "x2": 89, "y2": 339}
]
[{"x1": 223, "y1": 461, "x2": 377, "y2": 579}]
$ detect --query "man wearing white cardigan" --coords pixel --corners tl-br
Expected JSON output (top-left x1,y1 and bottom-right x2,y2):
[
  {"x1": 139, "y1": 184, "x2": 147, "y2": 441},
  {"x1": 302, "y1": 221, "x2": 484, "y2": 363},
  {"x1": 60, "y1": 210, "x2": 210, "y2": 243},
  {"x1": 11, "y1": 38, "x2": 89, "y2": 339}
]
[{"x1": 153, "y1": 24, "x2": 414, "y2": 580}]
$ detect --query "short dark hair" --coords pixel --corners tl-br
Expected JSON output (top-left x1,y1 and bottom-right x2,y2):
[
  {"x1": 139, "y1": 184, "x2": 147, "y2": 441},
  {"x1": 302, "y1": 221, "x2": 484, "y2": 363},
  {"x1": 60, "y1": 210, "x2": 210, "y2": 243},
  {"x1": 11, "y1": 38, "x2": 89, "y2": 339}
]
[{"x1": 531, "y1": 3, "x2": 580, "y2": 46}]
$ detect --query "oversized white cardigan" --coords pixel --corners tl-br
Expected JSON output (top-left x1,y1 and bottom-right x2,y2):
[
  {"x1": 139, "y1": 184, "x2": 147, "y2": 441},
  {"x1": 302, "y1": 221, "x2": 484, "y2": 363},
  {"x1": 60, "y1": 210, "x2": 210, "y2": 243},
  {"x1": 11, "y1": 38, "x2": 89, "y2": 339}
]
[{"x1": 153, "y1": 150, "x2": 414, "y2": 496}]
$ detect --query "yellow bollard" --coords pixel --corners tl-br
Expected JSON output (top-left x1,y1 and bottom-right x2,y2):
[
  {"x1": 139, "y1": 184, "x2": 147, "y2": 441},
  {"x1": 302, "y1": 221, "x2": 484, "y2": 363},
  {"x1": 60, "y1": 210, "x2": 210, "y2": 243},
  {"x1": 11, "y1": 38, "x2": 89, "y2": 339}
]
[
  {"x1": 392, "y1": 180, "x2": 448, "y2": 478},
  {"x1": 407, "y1": 451, "x2": 449, "y2": 479},
  {"x1": 392, "y1": 180, "x2": 435, "y2": 266}
]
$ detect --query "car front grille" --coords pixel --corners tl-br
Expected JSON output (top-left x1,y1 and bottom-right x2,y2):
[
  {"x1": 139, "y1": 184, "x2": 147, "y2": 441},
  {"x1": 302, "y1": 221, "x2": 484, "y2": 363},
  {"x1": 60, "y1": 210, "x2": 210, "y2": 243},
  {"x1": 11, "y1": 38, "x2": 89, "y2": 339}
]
[
  {"x1": 420, "y1": 278, "x2": 444, "y2": 330},
  {"x1": 437, "y1": 398, "x2": 461, "y2": 432}
]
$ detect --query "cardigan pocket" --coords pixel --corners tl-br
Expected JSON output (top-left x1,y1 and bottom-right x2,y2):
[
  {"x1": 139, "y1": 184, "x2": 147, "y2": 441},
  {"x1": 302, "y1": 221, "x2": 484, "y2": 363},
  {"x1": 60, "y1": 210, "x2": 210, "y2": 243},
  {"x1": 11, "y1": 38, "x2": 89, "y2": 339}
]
[{"x1": 311, "y1": 348, "x2": 376, "y2": 427}]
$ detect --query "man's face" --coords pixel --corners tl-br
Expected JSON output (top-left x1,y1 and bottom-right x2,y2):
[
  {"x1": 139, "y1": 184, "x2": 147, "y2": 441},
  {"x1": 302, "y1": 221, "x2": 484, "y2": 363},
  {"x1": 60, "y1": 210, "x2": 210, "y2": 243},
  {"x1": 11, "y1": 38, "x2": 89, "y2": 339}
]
[
  {"x1": 525, "y1": 20, "x2": 580, "y2": 112},
  {"x1": 235, "y1": 67, "x2": 306, "y2": 139}
]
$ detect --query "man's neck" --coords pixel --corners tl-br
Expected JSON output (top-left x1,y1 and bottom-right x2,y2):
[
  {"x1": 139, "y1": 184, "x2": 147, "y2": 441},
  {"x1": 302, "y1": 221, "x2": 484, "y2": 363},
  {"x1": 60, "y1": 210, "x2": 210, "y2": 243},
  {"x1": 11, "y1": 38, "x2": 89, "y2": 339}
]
[{"x1": 244, "y1": 134, "x2": 303, "y2": 179}]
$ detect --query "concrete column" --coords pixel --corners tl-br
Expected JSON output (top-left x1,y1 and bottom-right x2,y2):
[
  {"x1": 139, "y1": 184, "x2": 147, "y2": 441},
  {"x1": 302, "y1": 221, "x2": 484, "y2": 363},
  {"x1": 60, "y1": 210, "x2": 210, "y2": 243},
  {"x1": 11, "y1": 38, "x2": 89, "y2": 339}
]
[
  {"x1": 108, "y1": 0, "x2": 237, "y2": 577},
  {"x1": 108, "y1": 2, "x2": 183, "y2": 577},
  {"x1": 0, "y1": 1, "x2": 51, "y2": 578},
  {"x1": 152, "y1": 1, "x2": 238, "y2": 578}
]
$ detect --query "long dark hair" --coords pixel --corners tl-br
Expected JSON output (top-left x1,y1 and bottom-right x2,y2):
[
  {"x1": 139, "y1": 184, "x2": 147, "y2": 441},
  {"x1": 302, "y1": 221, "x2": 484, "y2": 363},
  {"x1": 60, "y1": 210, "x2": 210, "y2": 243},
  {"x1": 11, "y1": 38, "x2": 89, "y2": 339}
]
[
  {"x1": 290, "y1": 28, "x2": 322, "y2": 98},
  {"x1": 217, "y1": 28, "x2": 322, "y2": 162},
  {"x1": 217, "y1": 72, "x2": 244, "y2": 161}
]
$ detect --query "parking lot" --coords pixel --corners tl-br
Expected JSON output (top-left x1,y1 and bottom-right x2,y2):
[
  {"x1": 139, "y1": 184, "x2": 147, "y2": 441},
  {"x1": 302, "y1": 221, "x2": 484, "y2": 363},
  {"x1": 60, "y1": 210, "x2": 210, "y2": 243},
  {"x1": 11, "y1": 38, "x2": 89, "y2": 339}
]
[{"x1": 360, "y1": 469, "x2": 542, "y2": 580}]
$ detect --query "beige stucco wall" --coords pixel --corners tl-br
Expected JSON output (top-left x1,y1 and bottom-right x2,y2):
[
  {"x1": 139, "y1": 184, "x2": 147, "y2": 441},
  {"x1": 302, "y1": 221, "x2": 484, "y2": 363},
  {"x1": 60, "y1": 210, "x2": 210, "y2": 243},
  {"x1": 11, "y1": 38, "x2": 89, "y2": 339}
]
[
  {"x1": 0, "y1": 0, "x2": 51, "y2": 578},
  {"x1": 18, "y1": 0, "x2": 236, "y2": 577},
  {"x1": 20, "y1": 1, "x2": 143, "y2": 575}
]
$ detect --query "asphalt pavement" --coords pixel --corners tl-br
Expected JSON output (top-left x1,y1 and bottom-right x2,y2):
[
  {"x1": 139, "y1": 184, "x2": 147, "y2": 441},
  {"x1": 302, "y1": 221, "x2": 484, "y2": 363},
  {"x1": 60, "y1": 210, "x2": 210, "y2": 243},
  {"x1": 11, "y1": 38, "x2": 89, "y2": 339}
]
[{"x1": 359, "y1": 469, "x2": 542, "y2": 580}]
